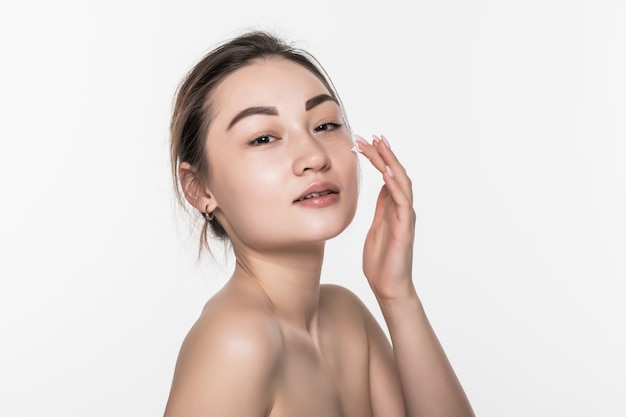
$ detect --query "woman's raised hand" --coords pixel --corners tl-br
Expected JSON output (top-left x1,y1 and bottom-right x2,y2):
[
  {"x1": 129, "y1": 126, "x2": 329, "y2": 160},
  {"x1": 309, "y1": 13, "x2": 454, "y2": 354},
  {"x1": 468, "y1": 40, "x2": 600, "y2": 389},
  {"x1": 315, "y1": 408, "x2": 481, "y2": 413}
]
[{"x1": 356, "y1": 135, "x2": 417, "y2": 302}]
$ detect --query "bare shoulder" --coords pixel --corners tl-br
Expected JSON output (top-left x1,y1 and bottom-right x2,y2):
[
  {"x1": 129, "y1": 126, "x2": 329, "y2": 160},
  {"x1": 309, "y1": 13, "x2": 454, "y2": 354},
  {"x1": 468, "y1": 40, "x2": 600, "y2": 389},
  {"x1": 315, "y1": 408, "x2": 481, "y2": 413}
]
[
  {"x1": 318, "y1": 283, "x2": 377, "y2": 342},
  {"x1": 183, "y1": 294, "x2": 283, "y2": 367},
  {"x1": 319, "y1": 283, "x2": 371, "y2": 318},
  {"x1": 164, "y1": 291, "x2": 283, "y2": 416},
  {"x1": 319, "y1": 283, "x2": 391, "y2": 340}
]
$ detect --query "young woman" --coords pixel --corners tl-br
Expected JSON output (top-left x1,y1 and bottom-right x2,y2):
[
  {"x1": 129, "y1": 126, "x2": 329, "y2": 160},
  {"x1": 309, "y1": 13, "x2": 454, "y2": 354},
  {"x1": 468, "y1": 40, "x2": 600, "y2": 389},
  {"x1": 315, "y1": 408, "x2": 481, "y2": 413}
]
[{"x1": 164, "y1": 30, "x2": 474, "y2": 417}]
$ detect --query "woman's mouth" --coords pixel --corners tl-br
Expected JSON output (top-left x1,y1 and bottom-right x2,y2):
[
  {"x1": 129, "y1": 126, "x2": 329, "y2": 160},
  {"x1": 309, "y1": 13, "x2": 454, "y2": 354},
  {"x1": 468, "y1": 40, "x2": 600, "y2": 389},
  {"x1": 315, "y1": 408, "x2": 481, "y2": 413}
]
[
  {"x1": 293, "y1": 182, "x2": 340, "y2": 207},
  {"x1": 294, "y1": 190, "x2": 335, "y2": 202}
]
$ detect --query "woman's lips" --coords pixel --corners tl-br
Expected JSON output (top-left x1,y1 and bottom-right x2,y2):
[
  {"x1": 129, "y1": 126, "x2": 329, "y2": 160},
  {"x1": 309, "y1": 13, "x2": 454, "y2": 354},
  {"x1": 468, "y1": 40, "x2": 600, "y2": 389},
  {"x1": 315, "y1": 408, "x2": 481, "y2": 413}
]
[
  {"x1": 293, "y1": 182, "x2": 340, "y2": 207},
  {"x1": 293, "y1": 191, "x2": 339, "y2": 208}
]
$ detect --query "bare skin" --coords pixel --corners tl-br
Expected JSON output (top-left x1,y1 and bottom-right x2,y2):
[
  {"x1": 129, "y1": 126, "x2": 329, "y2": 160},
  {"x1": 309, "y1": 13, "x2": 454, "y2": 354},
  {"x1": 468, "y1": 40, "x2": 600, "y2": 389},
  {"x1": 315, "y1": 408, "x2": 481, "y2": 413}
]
[
  {"x1": 164, "y1": 58, "x2": 474, "y2": 417},
  {"x1": 166, "y1": 277, "x2": 401, "y2": 417}
]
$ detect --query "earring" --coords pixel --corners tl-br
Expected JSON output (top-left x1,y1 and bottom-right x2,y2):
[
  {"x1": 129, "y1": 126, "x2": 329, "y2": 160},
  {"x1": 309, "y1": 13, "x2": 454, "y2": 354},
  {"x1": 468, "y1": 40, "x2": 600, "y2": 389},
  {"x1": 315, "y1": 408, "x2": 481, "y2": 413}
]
[{"x1": 203, "y1": 204, "x2": 214, "y2": 222}]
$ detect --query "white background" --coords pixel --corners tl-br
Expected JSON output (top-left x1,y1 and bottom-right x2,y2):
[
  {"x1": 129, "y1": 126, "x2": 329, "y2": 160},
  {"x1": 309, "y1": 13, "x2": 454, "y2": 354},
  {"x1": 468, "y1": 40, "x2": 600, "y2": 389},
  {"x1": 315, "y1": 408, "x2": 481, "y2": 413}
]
[{"x1": 1, "y1": 0, "x2": 625, "y2": 416}]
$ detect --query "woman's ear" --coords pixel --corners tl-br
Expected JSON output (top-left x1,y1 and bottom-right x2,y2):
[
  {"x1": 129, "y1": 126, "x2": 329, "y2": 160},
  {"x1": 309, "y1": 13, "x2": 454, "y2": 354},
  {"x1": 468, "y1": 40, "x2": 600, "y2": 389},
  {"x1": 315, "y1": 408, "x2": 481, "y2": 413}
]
[{"x1": 179, "y1": 162, "x2": 219, "y2": 213}]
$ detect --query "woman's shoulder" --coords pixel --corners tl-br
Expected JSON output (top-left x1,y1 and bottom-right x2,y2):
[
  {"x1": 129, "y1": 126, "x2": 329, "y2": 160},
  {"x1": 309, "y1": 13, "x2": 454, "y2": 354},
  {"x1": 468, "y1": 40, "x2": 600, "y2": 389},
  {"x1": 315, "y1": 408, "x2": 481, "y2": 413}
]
[
  {"x1": 320, "y1": 283, "x2": 368, "y2": 311},
  {"x1": 173, "y1": 288, "x2": 283, "y2": 382},
  {"x1": 318, "y1": 283, "x2": 388, "y2": 344},
  {"x1": 184, "y1": 290, "x2": 283, "y2": 362},
  {"x1": 319, "y1": 284, "x2": 372, "y2": 327},
  {"x1": 164, "y1": 291, "x2": 282, "y2": 415}
]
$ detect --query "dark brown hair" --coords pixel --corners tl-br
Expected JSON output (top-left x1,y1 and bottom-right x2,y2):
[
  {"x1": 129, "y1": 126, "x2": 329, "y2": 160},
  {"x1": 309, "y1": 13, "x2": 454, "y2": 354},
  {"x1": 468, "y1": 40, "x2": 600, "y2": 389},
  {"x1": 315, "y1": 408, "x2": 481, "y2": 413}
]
[{"x1": 170, "y1": 30, "x2": 347, "y2": 254}]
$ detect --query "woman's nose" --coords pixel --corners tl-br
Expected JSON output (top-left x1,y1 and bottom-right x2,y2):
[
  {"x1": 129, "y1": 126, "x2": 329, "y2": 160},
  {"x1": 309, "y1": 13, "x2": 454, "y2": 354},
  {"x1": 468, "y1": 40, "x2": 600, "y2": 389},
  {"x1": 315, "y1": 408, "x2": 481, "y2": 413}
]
[{"x1": 291, "y1": 132, "x2": 331, "y2": 175}]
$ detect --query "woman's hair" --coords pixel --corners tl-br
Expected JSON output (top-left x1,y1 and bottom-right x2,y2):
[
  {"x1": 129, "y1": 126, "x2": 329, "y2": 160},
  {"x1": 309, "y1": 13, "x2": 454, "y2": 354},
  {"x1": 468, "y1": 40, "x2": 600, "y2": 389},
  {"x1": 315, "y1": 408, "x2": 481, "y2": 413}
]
[{"x1": 170, "y1": 30, "x2": 348, "y2": 254}]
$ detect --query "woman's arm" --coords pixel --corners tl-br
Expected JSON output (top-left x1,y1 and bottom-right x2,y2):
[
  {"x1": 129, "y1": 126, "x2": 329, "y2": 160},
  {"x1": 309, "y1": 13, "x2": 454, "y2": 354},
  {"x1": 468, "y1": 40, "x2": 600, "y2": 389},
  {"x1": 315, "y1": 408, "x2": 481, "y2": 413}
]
[
  {"x1": 356, "y1": 135, "x2": 474, "y2": 417},
  {"x1": 377, "y1": 289, "x2": 473, "y2": 417}
]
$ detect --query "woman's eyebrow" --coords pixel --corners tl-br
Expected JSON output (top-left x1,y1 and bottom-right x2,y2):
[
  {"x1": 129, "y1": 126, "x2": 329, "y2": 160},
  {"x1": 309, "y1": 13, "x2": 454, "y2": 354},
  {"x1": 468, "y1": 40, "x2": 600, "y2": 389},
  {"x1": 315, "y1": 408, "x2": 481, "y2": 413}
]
[
  {"x1": 305, "y1": 94, "x2": 338, "y2": 111},
  {"x1": 228, "y1": 106, "x2": 278, "y2": 130},
  {"x1": 227, "y1": 94, "x2": 338, "y2": 130}
]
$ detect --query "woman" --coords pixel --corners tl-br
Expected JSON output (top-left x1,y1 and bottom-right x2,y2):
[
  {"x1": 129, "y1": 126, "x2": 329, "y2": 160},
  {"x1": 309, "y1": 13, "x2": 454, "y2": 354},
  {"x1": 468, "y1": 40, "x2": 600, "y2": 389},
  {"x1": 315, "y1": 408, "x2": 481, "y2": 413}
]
[{"x1": 164, "y1": 30, "x2": 474, "y2": 417}]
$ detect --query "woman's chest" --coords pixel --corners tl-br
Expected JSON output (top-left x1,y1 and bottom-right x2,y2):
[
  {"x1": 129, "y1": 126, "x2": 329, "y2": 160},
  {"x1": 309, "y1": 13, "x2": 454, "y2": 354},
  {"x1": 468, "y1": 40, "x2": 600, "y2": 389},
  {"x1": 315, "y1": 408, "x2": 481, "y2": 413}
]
[{"x1": 269, "y1": 324, "x2": 372, "y2": 417}]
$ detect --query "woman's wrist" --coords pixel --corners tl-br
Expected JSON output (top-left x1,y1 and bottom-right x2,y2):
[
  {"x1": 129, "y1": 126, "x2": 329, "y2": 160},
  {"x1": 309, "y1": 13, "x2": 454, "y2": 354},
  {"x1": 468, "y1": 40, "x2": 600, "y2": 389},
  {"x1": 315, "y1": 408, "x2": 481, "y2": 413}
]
[{"x1": 374, "y1": 280, "x2": 421, "y2": 313}]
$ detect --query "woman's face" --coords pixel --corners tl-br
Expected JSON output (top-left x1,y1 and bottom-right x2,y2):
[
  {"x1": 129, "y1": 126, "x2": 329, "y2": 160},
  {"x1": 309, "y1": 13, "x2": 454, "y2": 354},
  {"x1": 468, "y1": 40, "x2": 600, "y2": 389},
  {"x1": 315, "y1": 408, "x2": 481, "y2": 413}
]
[{"x1": 203, "y1": 57, "x2": 358, "y2": 251}]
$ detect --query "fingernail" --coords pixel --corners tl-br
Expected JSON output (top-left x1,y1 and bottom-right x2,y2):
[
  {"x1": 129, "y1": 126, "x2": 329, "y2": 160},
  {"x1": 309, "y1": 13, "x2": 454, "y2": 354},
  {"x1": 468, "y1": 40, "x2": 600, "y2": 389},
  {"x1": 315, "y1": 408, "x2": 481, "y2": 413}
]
[
  {"x1": 350, "y1": 143, "x2": 362, "y2": 154},
  {"x1": 381, "y1": 134, "x2": 391, "y2": 149},
  {"x1": 372, "y1": 135, "x2": 380, "y2": 146},
  {"x1": 385, "y1": 165, "x2": 394, "y2": 178},
  {"x1": 354, "y1": 134, "x2": 368, "y2": 145}
]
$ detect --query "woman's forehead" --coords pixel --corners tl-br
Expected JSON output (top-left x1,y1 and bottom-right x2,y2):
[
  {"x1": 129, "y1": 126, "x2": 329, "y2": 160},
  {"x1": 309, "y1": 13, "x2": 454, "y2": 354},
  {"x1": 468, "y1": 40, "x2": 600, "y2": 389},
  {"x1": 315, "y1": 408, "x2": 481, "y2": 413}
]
[{"x1": 210, "y1": 58, "x2": 331, "y2": 115}]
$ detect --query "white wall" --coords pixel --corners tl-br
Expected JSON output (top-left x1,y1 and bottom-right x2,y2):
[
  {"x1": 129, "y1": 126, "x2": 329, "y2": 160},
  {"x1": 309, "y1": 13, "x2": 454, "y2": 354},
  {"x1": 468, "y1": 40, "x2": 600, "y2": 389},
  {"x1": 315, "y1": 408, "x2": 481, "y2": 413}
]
[{"x1": 1, "y1": 0, "x2": 624, "y2": 416}]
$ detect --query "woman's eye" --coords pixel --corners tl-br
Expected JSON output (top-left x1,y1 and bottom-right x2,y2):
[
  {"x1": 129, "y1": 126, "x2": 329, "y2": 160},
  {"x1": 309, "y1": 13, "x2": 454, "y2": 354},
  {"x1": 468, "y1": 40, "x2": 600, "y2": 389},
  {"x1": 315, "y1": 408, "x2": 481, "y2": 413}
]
[
  {"x1": 314, "y1": 122, "x2": 342, "y2": 132},
  {"x1": 249, "y1": 134, "x2": 278, "y2": 146}
]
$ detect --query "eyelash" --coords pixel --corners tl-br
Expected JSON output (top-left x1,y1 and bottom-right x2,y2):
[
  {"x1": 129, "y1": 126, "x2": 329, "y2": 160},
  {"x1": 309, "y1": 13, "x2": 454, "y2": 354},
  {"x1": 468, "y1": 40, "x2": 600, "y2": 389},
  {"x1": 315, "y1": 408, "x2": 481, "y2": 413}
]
[
  {"x1": 247, "y1": 122, "x2": 343, "y2": 146},
  {"x1": 248, "y1": 134, "x2": 278, "y2": 146},
  {"x1": 314, "y1": 122, "x2": 343, "y2": 132}
]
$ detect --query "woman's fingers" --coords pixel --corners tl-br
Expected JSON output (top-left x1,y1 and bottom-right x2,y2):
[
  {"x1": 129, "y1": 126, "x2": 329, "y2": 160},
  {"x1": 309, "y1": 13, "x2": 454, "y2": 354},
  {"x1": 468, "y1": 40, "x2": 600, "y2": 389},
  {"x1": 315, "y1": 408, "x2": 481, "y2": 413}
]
[
  {"x1": 356, "y1": 134, "x2": 413, "y2": 205},
  {"x1": 355, "y1": 135, "x2": 386, "y2": 173},
  {"x1": 375, "y1": 135, "x2": 413, "y2": 204},
  {"x1": 380, "y1": 154, "x2": 414, "y2": 226}
]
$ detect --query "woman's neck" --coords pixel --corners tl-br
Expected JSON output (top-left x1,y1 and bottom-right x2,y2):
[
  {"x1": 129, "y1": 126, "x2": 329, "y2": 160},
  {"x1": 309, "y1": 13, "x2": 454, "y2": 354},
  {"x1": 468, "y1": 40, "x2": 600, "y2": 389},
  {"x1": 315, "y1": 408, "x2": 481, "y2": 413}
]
[{"x1": 231, "y1": 242, "x2": 326, "y2": 331}]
